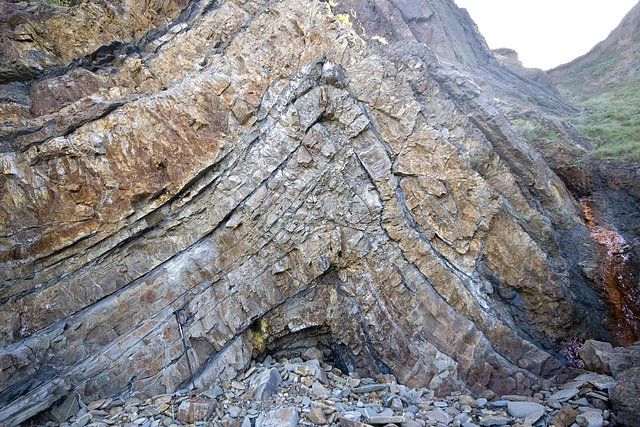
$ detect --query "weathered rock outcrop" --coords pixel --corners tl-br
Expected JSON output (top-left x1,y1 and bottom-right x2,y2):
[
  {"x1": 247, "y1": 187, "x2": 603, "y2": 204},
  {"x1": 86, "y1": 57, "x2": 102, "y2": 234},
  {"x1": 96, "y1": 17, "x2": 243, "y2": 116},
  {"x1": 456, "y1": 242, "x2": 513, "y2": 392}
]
[
  {"x1": 0, "y1": 0, "x2": 614, "y2": 425},
  {"x1": 326, "y1": 0, "x2": 579, "y2": 116}
]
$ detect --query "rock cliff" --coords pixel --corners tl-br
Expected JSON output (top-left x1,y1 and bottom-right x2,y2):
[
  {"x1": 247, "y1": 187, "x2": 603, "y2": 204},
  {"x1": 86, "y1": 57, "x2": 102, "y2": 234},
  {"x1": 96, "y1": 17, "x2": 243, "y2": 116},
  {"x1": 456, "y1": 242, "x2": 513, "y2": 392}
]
[
  {"x1": 0, "y1": 0, "x2": 619, "y2": 425},
  {"x1": 326, "y1": 0, "x2": 579, "y2": 117}
]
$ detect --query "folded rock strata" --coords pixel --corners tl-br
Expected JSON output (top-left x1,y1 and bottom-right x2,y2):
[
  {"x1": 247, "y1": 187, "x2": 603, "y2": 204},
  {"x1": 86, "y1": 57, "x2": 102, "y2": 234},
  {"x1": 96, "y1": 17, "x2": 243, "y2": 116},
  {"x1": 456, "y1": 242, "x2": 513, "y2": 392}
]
[{"x1": 0, "y1": 0, "x2": 609, "y2": 425}]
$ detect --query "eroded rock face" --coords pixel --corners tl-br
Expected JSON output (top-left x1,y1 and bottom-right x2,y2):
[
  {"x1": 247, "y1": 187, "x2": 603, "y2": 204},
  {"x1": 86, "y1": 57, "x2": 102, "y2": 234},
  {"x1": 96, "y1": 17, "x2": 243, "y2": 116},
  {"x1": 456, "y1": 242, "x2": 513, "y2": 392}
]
[
  {"x1": 0, "y1": 0, "x2": 609, "y2": 425},
  {"x1": 327, "y1": 0, "x2": 579, "y2": 116}
]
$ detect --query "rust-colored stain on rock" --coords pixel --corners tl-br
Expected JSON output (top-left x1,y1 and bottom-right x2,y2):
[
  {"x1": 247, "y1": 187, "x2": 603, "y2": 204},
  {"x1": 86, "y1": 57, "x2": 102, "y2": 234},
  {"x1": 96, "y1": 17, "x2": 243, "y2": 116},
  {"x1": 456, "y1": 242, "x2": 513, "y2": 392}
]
[{"x1": 580, "y1": 198, "x2": 640, "y2": 346}]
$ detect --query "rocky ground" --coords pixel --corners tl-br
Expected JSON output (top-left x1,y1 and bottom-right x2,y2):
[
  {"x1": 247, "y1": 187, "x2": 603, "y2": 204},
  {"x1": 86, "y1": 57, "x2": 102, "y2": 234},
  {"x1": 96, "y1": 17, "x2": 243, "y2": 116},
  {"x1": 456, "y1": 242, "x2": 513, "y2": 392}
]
[{"x1": 36, "y1": 344, "x2": 630, "y2": 427}]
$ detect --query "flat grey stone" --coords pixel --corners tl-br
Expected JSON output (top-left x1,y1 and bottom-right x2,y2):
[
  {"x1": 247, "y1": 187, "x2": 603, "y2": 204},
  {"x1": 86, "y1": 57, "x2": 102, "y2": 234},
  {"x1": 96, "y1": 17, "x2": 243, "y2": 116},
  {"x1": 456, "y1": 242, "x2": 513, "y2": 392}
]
[
  {"x1": 574, "y1": 373, "x2": 616, "y2": 390},
  {"x1": 507, "y1": 401, "x2": 545, "y2": 418},
  {"x1": 549, "y1": 388, "x2": 579, "y2": 402},
  {"x1": 367, "y1": 415, "x2": 406, "y2": 424},
  {"x1": 479, "y1": 416, "x2": 509, "y2": 426},
  {"x1": 351, "y1": 384, "x2": 388, "y2": 394},
  {"x1": 424, "y1": 408, "x2": 452, "y2": 424}
]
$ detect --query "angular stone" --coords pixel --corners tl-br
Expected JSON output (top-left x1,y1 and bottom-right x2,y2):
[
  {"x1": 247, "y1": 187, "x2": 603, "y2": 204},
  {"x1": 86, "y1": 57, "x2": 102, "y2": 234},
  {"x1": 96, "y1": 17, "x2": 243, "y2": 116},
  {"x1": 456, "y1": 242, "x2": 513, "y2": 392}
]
[
  {"x1": 586, "y1": 391, "x2": 609, "y2": 401},
  {"x1": 255, "y1": 406, "x2": 298, "y2": 427},
  {"x1": 302, "y1": 347, "x2": 325, "y2": 361},
  {"x1": 574, "y1": 372, "x2": 616, "y2": 390},
  {"x1": 549, "y1": 388, "x2": 580, "y2": 402},
  {"x1": 550, "y1": 404, "x2": 578, "y2": 427},
  {"x1": 308, "y1": 407, "x2": 327, "y2": 425},
  {"x1": 51, "y1": 393, "x2": 80, "y2": 423},
  {"x1": 304, "y1": 359, "x2": 329, "y2": 384},
  {"x1": 579, "y1": 340, "x2": 613, "y2": 374},
  {"x1": 424, "y1": 408, "x2": 452, "y2": 424},
  {"x1": 231, "y1": 381, "x2": 246, "y2": 390},
  {"x1": 559, "y1": 380, "x2": 585, "y2": 389},
  {"x1": 250, "y1": 368, "x2": 282, "y2": 400},
  {"x1": 295, "y1": 365, "x2": 313, "y2": 376},
  {"x1": 176, "y1": 398, "x2": 215, "y2": 423},
  {"x1": 312, "y1": 381, "x2": 331, "y2": 398},
  {"x1": 352, "y1": 384, "x2": 388, "y2": 394}
]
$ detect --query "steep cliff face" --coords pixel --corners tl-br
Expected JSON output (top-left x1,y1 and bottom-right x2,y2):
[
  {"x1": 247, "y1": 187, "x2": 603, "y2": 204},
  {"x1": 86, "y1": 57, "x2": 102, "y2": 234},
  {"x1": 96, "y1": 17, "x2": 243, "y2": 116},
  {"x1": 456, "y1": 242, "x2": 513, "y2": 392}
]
[
  {"x1": 326, "y1": 0, "x2": 579, "y2": 117},
  {"x1": 0, "y1": 0, "x2": 610, "y2": 425}
]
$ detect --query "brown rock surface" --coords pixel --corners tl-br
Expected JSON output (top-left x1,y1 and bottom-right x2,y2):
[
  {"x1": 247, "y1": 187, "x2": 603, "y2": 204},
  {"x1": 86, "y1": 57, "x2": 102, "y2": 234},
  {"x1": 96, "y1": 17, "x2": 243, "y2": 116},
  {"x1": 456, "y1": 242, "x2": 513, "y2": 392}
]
[{"x1": 0, "y1": 0, "x2": 615, "y2": 425}]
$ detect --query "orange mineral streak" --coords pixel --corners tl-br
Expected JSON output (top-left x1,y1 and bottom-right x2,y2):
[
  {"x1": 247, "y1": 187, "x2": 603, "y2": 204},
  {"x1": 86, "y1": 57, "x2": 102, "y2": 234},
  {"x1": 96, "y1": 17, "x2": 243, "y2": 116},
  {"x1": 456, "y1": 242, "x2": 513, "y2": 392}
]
[{"x1": 580, "y1": 198, "x2": 640, "y2": 346}]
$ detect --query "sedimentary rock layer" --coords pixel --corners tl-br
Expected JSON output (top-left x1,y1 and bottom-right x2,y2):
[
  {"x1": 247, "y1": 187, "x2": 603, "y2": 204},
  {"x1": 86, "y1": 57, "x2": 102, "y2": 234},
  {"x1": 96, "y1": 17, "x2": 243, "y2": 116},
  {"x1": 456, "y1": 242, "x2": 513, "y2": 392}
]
[{"x1": 0, "y1": 0, "x2": 607, "y2": 425}]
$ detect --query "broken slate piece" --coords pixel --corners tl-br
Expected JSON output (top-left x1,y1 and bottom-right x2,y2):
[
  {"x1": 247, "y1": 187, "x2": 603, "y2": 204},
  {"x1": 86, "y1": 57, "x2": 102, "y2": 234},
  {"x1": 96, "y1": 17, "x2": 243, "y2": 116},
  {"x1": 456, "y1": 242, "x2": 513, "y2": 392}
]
[
  {"x1": 250, "y1": 368, "x2": 282, "y2": 399},
  {"x1": 255, "y1": 406, "x2": 298, "y2": 427},
  {"x1": 51, "y1": 393, "x2": 80, "y2": 423},
  {"x1": 367, "y1": 415, "x2": 406, "y2": 424},
  {"x1": 352, "y1": 384, "x2": 387, "y2": 394},
  {"x1": 549, "y1": 388, "x2": 580, "y2": 402}
]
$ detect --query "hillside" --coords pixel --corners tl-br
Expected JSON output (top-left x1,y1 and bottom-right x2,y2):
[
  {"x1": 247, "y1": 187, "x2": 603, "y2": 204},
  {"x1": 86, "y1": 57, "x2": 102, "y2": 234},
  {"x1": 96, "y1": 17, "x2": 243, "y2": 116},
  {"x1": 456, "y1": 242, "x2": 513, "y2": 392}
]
[{"x1": 549, "y1": 0, "x2": 640, "y2": 161}]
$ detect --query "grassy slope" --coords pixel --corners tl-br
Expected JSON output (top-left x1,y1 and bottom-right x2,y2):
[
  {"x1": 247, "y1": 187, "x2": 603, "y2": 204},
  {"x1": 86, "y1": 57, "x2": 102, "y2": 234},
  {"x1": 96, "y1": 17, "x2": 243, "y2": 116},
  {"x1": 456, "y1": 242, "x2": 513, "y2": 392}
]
[{"x1": 555, "y1": 48, "x2": 640, "y2": 162}]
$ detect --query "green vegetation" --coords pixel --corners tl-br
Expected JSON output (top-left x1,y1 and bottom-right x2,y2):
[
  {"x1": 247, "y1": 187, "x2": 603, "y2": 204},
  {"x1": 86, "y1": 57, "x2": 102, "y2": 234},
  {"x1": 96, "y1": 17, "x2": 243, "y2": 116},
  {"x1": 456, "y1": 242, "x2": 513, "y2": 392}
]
[
  {"x1": 567, "y1": 79, "x2": 640, "y2": 161},
  {"x1": 556, "y1": 50, "x2": 622, "y2": 97},
  {"x1": 512, "y1": 118, "x2": 566, "y2": 143}
]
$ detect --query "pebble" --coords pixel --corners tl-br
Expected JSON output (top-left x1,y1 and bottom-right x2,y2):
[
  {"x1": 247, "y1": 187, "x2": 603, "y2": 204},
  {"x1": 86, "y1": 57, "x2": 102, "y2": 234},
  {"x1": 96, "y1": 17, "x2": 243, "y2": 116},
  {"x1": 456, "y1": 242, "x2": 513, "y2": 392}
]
[{"x1": 44, "y1": 348, "x2": 624, "y2": 427}]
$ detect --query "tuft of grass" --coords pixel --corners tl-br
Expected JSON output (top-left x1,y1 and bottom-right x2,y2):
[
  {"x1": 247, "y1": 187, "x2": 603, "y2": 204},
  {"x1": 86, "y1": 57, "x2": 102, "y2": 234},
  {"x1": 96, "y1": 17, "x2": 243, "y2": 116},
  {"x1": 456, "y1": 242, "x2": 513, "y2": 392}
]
[
  {"x1": 567, "y1": 79, "x2": 640, "y2": 161},
  {"x1": 512, "y1": 118, "x2": 566, "y2": 143}
]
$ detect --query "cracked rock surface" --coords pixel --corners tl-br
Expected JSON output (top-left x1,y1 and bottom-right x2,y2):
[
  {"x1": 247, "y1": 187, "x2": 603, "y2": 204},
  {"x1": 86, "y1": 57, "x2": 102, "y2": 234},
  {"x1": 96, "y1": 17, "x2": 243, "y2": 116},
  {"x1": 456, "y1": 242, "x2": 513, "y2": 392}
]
[{"x1": 0, "y1": 0, "x2": 611, "y2": 425}]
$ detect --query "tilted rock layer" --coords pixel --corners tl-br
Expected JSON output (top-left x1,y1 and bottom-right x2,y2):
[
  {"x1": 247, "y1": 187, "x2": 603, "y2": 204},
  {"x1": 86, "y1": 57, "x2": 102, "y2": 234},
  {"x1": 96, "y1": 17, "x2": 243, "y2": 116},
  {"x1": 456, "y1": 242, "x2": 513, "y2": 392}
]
[{"x1": 0, "y1": 0, "x2": 611, "y2": 425}]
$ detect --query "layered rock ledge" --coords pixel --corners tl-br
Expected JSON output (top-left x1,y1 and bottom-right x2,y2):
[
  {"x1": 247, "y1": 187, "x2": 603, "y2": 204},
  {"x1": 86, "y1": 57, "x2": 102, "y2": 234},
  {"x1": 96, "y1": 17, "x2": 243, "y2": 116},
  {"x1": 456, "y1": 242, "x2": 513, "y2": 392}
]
[{"x1": 0, "y1": 0, "x2": 617, "y2": 425}]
